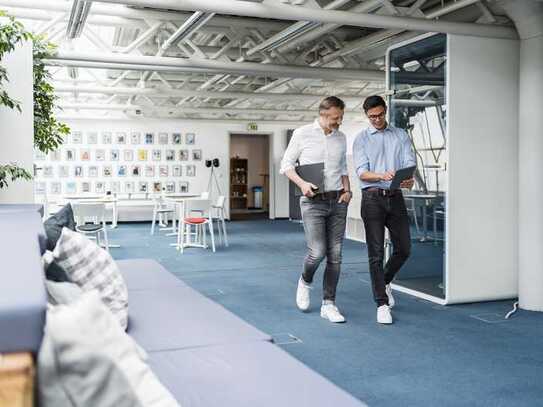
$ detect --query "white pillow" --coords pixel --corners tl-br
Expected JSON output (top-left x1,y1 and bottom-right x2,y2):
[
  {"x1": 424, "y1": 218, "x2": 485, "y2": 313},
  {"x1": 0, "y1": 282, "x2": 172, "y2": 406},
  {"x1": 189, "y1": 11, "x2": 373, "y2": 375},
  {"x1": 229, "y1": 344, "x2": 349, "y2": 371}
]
[
  {"x1": 38, "y1": 290, "x2": 179, "y2": 407},
  {"x1": 52, "y1": 227, "x2": 128, "y2": 330},
  {"x1": 45, "y1": 281, "x2": 83, "y2": 305}
]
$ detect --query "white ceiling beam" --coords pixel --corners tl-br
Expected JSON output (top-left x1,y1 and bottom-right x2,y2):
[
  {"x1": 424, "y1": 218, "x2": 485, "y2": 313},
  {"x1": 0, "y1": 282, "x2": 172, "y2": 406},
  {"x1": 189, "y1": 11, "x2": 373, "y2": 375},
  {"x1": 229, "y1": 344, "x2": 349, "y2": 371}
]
[
  {"x1": 44, "y1": 51, "x2": 385, "y2": 81},
  {"x1": 0, "y1": 0, "x2": 291, "y2": 31},
  {"x1": 89, "y1": 0, "x2": 518, "y2": 39},
  {"x1": 54, "y1": 84, "x2": 371, "y2": 103},
  {"x1": 57, "y1": 102, "x2": 363, "y2": 117}
]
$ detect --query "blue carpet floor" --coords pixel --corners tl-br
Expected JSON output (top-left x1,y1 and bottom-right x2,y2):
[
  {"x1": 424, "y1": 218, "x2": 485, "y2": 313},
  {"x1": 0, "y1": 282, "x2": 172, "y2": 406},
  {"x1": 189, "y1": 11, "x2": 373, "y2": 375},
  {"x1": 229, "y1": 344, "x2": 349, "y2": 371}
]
[{"x1": 111, "y1": 220, "x2": 543, "y2": 407}]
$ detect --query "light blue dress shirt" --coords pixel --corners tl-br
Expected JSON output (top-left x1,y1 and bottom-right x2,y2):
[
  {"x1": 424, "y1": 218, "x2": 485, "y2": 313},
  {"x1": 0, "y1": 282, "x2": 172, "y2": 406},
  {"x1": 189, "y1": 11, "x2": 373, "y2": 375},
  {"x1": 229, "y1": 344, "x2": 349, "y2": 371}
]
[{"x1": 352, "y1": 124, "x2": 416, "y2": 190}]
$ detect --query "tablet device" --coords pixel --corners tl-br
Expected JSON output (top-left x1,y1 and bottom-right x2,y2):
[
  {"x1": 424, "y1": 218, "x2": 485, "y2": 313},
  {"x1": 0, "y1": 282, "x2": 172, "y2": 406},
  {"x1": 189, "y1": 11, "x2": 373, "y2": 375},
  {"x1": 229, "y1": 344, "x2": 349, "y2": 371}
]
[
  {"x1": 294, "y1": 162, "x2": 325, "y2": 195},
  {"x1": 389, "y1": 165, "x2": 416, "y2": 190}
]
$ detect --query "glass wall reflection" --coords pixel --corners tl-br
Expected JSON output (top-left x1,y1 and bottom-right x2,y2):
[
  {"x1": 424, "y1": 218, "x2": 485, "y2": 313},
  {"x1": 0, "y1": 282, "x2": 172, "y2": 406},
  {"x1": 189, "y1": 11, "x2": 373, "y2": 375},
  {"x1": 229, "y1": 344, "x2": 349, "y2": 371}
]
[{"x1": 387, "y1": 34, "x2": 447, "y2": 299}]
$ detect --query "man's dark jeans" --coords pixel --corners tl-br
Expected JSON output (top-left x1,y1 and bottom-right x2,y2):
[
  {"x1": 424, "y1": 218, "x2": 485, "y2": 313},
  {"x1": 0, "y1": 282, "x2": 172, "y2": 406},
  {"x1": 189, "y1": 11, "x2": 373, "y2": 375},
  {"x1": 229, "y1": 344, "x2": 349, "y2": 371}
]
[
  {"x1": 300, "y1": 195, "x2": 348, "y2": 301},
  {"x1": 361, "y1": 190, "x2": 411, "y2": 306}
]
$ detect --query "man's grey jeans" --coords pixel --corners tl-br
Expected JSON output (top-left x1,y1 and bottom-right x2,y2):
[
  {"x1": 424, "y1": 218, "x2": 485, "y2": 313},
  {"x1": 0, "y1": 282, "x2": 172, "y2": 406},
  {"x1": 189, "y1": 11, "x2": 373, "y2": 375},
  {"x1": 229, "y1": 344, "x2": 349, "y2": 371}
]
[{"x1": 300, "y1": 195, "x2": 348, "y2": 301}]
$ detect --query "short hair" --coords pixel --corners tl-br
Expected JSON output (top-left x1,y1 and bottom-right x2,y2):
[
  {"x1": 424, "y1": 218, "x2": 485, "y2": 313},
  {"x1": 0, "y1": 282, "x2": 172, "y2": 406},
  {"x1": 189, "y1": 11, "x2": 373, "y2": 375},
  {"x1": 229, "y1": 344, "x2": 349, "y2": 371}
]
[
  {"x1": 319, "y1": 96, "x2": 345, "y2": 113},
  {"x1": 363, "y1": 95, "x2": 387, "y2": 112}
]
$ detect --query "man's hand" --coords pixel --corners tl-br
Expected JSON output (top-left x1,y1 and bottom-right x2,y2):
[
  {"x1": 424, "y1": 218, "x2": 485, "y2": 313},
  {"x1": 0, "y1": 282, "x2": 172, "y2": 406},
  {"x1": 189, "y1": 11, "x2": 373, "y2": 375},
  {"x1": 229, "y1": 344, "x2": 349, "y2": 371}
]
[
  {"x1": 400, "y1": 178, "x2": 415, "y2": 189},
  {"x1": 301, "y1": 182, "x2": 318, "y2": 197},
  {"x1": 338, "y1": 191, "x2": 352, "y2": 204},
  {"x1": 381, "y1": 171, "x2": 395, "y2": 181}
]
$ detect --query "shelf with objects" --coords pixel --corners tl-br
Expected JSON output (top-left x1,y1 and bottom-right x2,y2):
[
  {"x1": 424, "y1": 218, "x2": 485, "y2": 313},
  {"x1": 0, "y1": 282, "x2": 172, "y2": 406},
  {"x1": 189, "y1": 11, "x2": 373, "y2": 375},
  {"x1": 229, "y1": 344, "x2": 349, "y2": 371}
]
[
  {"x1": 386, "y1": 32, "x2": 518, "y2": 305},
  {"x1": 230, "y1": 157, "x2": 248, "y2": 213}
]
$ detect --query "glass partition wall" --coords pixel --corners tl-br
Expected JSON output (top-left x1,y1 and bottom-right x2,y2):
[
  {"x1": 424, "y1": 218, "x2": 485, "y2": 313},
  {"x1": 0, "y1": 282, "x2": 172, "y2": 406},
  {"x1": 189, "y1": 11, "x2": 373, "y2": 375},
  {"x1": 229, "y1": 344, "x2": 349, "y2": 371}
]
[{"x1": 386, "y1": 33, "x2": 447, "y2": 300}]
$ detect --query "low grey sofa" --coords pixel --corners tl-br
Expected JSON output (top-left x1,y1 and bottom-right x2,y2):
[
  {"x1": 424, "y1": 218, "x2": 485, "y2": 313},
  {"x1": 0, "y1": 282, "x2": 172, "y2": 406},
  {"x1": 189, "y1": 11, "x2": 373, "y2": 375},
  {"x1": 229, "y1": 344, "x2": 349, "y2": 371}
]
[{"x1": 0, "y1": 208, "x2": 366, "y2": 407}]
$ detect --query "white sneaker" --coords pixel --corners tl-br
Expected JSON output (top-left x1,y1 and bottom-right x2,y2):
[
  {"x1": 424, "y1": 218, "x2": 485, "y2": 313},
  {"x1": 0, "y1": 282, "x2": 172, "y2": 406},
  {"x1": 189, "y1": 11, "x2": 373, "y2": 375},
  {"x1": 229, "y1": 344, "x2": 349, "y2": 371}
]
[
  {"x1": 320, "y1": 303, "x2": 346, "y2": 323},
  {"x1": 296, "y1": 277, "x2": 311, "y2": 311},
  {"x1": 377, "y1": 305, "x2": 393, "y2": 324},
  {"x1": 386, "y1": 284, "x2": 395, "y2": 308}
]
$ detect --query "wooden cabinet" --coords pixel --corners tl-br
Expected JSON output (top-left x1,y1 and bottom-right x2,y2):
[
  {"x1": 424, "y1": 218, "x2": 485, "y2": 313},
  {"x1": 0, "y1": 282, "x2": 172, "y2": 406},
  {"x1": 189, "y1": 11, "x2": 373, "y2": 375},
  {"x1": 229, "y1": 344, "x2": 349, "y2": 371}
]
[{"x1": 230, "y1": 158, "x2": 248, "y2": 211}]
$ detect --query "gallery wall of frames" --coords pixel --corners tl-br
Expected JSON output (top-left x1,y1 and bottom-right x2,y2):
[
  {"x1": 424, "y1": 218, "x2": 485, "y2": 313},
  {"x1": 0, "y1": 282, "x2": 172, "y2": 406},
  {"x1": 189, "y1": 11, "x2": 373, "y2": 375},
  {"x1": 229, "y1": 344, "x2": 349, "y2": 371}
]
[{"x1": 34, "y1": 130, "x2": 203, "y2": 197}]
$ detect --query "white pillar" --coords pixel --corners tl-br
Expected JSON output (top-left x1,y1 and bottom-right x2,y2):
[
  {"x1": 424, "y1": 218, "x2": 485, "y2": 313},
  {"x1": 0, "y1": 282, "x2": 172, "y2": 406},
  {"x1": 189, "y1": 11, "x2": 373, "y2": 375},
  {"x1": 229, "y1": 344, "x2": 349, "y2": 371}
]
[
  {"x1": 500, "y1": 0, "x2": 543, "y2": 311},
  {"x1": 0, "y1": 41, "x2": 34, "y2": 203}
]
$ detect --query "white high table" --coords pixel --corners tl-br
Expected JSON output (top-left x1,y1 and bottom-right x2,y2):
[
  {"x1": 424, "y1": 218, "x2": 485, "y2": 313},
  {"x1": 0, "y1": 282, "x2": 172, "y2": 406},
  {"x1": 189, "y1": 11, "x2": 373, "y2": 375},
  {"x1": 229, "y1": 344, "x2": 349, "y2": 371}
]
[
  {"x1": 164, "y1": 195, "x2": 212, "y2": 250},
  {"x1": 402, "y1": 193, "x2": 439, "y2": 242}
]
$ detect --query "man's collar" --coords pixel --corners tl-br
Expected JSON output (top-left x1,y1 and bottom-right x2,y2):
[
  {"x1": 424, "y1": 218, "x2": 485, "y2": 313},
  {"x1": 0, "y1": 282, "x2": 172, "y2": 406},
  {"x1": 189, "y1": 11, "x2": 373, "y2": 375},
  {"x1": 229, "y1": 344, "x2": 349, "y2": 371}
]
[{"x1": 368, "y1": 123, "x2": 391, "y2": 134}]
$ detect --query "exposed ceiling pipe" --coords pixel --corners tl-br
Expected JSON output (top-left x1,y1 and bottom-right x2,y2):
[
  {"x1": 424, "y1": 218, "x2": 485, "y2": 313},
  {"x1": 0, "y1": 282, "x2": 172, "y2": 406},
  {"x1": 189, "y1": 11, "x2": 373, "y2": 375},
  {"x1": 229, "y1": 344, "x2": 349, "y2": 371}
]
[
  {"x1": 57, "y1": 102, "x2": 363, "y2": 117},
  {"x1": 316, "y1": 0, "x2": 484, "y2": 65},
  {"x1": 44, "y1": 51, "x2": 385, "y2": 81},
  {"x1": 0, "y1": 0, "x2": 291, "y2": 31},
  {"x1": 66, "y1": 0, "x2": 93, "y2": 39},
  {"x1": 245, "y1": 0, "x2": 353, "y2": 56},
  {"x1": 88, "y1": 0, "x2": 518, "y2": 39},
  {"x1": 54, "y1": 84, "x2": 372, "y2": 104}
]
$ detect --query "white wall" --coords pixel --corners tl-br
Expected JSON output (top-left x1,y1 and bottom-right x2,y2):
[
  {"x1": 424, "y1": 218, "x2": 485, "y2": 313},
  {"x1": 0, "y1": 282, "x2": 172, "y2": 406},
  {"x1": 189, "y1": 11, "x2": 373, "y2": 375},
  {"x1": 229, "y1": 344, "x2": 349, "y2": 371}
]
[
  {"x1": 41, "y1": 119, "x2": 304, "y2": 218},
  {"x1": 0, "y1": 41, "x2": 34, "y2": 203},
  {"x1": 447, "y1": 34, "x2": 519, "y2": 303}
]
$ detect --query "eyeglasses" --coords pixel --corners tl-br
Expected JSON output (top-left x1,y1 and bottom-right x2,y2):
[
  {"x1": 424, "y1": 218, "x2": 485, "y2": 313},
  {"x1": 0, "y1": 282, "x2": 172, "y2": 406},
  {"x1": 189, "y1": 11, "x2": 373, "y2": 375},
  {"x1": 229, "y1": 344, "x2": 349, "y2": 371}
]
[{"x1": 367, "y1": 111, "x2": 386, "y2": 120}]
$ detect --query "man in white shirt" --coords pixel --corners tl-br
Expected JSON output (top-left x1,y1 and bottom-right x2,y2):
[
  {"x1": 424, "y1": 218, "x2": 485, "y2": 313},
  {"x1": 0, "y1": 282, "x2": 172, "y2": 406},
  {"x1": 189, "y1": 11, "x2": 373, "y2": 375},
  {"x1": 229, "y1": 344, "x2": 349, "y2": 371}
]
[{"x1": 280, "y1": 96, "x2": 352, "y2": 323}]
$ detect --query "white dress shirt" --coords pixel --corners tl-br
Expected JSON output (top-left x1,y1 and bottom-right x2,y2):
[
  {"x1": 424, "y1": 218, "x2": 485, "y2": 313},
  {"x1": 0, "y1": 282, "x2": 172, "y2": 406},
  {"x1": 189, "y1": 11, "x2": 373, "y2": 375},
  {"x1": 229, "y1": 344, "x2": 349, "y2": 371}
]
[{"x1": 280, "y1": 119, "x2": 348, "y2": 192}]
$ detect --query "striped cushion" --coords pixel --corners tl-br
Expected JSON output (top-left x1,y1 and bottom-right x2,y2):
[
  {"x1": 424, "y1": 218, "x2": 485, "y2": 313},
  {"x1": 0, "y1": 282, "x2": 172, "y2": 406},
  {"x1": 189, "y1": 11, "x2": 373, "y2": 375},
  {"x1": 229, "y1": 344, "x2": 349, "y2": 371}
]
[
  {"x1": 184, "y1": 217, "x2": 207, "y2": 224},
  {"x1": 52, "y1": 227, "x2": 128, "y2": 330}
]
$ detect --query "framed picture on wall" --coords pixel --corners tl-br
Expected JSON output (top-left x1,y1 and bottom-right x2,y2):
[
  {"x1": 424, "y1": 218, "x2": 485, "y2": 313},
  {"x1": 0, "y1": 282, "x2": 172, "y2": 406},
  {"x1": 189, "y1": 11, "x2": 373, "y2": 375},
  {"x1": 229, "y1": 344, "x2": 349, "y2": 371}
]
[
  {"x1": 43, "y1": 166, "x2": 54, "y2": 178},
  {"x1": 179, "y1": 181, "x2": 189, "y2": 193},
  {"x1": 81, "y1": 182, "x2": 91, "y2": 193},
  {"x1": 110, "y1": 181, "x2": 120, "y2": 193},
  {"x1": 123, "y1": 150, "x2": 134, "y2": 161},
  {"x1": 71, "y1": 131, "x2": 82, "y2": 144},
  {"x1": 131, "y1": 165, "x2": 141, "y2": 177},
  {"x1": 172, "y1": 165, "x2": 182, "y2": 177},
  {"x1": 66, "y1": 149, "x2": 75, "y2": 161},
  {"x1": 74, "y1": 166, "x2": 83, "y2": 177},
  {"x1": 103, "y1": 166, "x2": 112, "y2": 177},
  {"x1": 110, "y1": 149, "x2": 120, "y2": 161},
  {"x1": 35, "y1": 182, "x2": 46, "y2": 195},
  {"x1": 158, "y1": 132, "x2": 168, "y2": 145},
  {"x1": 138, "y1": 181, "x2": 148, "y2": 193},
  {"x1": 102, "y1": 132, "x2": 112, "y2": 144},
  {"x1": 116, "y1": 132, "x2": 127, "y2": 144},
  {"x1": 89, "y1": 166, "x2": 98, "y2": 177},
  {"x1": 66, "y1": 182, "x2": 77, "y2": 194},
  {"x1": 35, "y1": 150, "x2": 47, "y2": 161},
  {"x1": 159, "y1": 165, "x2": 168, "y2": 177},
  {"x1": 186, "y1": 165, "x2": 196, "y2": 177},
  {"x1": 50, "y1": 149, "x2": 61, "y2": 161},
  {"x1": 165, "y1": 150, "x2": 175, "y2": 161},
  {"x1": 153, "y1": 182, "x2": 162, "y2": 193},
  {"x1": 59, "y1": 166, "x2": 69, "y2": 178},
  {"x1": 144, "y1": 133, "x2": 154, "y2": 145},
  {"x1": 138, "y1": 149, "x2": 148, "y2": 161},
  {"x1": 192, "y1": 149, "x2": 202, "y2": 161},
  {"x1": 152, "y1": 149, "x2": 161, "y2": 161},
  {"x1": 117, "y1": 165, "x2": 127, "y2": 177},
  {"x1": 95, "y1": 181, "x2": 105, "y2": 194},
  {"x1": 80, "y1": 149, "x2": 90, "y2": 161},
  {"x1": 96, "y1": 149, "x2": 105, "y2": 161},
  {"x1": 144, "y1": 165, "x2": 155, "y2": 177},
  {"x1": 50, "y1": 182, "x2": 61, "y2": 195},
  {"x1": 179, "y1": 149, "x2": 188, "y2": 161},
  {"x1": 124, "y1": 181, "x2": 134, "y2": 193},
  {"x1": 87, "y1": 132, "x2": 98, "y2": 144},
  {"x1": 172, "y1": 133, "x2": 182, "y2": 144},
  {"x1": 166, "y1": 182, "x2": 175, "y2": 193},
  {"x1": 186, "y1": 133, "x2": 195, "y2": 145},
  {"x1": 130, "y1": 132, "x2": 141, "y2": 145}
]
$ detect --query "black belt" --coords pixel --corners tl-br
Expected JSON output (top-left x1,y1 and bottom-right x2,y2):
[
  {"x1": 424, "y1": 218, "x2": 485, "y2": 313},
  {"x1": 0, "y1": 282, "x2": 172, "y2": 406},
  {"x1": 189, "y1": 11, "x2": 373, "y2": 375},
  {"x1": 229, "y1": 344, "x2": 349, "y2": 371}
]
[
  {"x1": 363, "y1": 188, "x2": 401, "y2": 197},
  {"x1": 312, "y1": 190, "x2": 343, "y2": 200}
]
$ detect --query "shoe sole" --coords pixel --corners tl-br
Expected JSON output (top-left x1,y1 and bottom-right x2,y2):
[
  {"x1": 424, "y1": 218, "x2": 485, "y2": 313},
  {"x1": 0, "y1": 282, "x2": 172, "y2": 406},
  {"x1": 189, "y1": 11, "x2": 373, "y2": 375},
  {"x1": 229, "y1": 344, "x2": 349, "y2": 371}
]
[
  {"x1": 320, "y1": 313, "x2": 346, "y2": 323},
  {"x1": 377, "y1": 320, "x2": 393, "y2": 324}
]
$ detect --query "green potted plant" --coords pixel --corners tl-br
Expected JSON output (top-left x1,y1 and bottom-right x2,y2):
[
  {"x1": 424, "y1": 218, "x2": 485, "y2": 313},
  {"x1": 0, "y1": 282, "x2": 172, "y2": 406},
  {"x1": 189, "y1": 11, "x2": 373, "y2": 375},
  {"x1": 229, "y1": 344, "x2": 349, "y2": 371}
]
[{"x1": 0, "y1": 10, "x2": 69, "y2": 189}]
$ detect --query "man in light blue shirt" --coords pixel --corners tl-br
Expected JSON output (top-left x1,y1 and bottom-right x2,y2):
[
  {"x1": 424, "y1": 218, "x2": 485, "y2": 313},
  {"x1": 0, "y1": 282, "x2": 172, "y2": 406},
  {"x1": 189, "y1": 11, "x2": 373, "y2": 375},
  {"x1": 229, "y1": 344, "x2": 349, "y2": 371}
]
[{"x1": 352, "y1": 95, "x2": 416, "y2": 324}]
